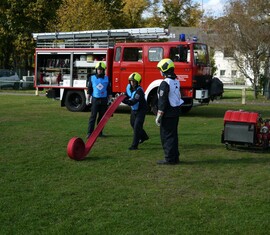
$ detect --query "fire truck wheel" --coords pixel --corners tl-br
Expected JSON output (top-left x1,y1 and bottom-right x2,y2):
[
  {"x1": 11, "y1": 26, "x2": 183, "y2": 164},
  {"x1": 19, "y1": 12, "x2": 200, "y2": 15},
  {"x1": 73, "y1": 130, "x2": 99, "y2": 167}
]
[
  {"x1": 180, "y1": 105, "x2": 192, "y2": 114},
  {"x1": 65, "y1": 90, "x2": 87, "y2": 112}
]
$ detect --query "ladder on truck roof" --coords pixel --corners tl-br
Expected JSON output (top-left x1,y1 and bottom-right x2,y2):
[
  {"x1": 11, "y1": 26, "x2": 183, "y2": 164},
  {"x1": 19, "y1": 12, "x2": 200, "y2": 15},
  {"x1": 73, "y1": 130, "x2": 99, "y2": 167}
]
[{"x1": 32, "y1": 27, "x2": 174, "y2": 48}]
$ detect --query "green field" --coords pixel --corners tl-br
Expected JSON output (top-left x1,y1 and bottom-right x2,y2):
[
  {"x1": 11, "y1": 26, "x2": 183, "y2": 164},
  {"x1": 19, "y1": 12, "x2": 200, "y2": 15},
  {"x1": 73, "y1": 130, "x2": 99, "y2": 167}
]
[{"x1": 0, "y1": 92, "x2": 269, "y2": 234}]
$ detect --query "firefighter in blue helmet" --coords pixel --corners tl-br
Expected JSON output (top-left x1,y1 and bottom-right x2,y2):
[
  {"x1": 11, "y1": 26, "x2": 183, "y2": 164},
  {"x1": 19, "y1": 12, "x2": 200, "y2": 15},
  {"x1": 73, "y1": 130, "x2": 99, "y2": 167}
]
[
  {"x1": 87, "y1": 62, "x2": 112, "y2": 138},
  {"x1": 122, "y1": 72, "x2": 149, "y2": 150},
  {"x1": 156, "y1": 58, "x2": 184, "y2": 164}
]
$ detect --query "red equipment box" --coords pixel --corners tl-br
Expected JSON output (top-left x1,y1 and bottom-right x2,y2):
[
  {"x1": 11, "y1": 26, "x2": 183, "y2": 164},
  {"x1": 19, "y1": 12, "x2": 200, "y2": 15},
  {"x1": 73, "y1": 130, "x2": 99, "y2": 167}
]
[
  {"x1": 223, "y1": 110, "x2": 259, "y2": 124},
  {"x1": 221, "y1": 110, "x2": 270, "y2": 149}
]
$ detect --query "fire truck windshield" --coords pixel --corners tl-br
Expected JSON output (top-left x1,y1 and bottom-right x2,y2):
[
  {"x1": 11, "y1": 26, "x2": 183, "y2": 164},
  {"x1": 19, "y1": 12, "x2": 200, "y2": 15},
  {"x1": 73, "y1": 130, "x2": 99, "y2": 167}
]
[
  {"x1": 193, "y1": 44, "x2": 209, "y2": 66},
  {"x1": 169, "y1": 43, "x2": 209, "y2": 66}
]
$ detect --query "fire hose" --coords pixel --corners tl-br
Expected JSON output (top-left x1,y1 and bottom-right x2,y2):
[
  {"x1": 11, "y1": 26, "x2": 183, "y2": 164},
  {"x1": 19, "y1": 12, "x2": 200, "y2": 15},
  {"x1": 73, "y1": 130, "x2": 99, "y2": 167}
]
[{"x1": 67, "y1": 94, "x2": 126, "y2": 160}]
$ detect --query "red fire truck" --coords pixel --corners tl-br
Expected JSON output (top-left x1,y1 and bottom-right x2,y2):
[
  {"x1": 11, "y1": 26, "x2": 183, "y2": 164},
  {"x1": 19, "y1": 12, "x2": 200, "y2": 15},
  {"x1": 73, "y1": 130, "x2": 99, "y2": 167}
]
[{"x1": 32, "y1": 27, "x2": 222, "y2": 113}]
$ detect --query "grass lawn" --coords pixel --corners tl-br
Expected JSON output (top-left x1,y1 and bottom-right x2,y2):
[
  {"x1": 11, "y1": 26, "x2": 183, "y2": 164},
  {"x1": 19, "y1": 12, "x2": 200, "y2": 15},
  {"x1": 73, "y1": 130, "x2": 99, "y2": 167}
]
[{"x1": 0, "y1": 92, "x2": 269, "y2": 234}]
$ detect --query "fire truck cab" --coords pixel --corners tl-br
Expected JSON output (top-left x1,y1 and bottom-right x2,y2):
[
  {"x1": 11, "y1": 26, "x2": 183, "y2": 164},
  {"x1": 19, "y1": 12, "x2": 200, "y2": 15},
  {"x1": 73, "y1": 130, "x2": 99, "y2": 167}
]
[{"x1": 33, "y1": 28, "x2": 222, "y2": 113}]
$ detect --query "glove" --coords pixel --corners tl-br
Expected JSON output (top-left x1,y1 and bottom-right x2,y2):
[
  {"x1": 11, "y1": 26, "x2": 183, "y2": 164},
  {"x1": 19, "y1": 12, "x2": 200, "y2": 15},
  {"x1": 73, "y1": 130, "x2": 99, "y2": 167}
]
[
  {"x1": 115, "y1": 93, "x2": 125, "y2": 98},
  {"x1": 107, "y1": 98, "x2": 113, "y2": 106},
  {"x1": 86, "y1": 95, "x2": 92, "y2": 105},
  {"x1": 155, "y1": 110, "x2": 164, "y2": 126},
  {"x1": 122, "y1": 97, "x2": 129, "y2": 105}
]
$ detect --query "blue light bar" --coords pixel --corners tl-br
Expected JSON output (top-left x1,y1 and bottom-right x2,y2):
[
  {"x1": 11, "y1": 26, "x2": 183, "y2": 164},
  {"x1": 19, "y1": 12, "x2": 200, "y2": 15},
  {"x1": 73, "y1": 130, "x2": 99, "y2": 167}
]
[
  {"x1": 179, "y1": 34, "x2": 186, "y2": 42},
  {"x1": 193, "y1": 36, "x2": 198, "y2": 42}
]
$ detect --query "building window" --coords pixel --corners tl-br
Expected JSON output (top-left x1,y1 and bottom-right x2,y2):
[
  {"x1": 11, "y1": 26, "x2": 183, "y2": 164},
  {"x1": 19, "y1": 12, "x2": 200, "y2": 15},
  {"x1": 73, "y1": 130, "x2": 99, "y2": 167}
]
[
  {"x1": 231, "y1": 70, "x2": 237, "y2": 77},
  {"x1": 220, "y1": 70, "x2": 225, "y2": 76}
]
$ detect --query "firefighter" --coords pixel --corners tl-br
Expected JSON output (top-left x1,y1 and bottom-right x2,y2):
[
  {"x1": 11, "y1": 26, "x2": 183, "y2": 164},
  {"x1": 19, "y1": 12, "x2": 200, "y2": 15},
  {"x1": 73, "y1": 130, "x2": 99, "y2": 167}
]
[
  {"x1": 122, "y1": 72, "x2": 149, "y2": 150},
  {"x1": 156, "y1": 58, "x2": 184, "y2": 164},
  {"x1": 87, "y1": 62, "x2": 112, "y2": 138}
]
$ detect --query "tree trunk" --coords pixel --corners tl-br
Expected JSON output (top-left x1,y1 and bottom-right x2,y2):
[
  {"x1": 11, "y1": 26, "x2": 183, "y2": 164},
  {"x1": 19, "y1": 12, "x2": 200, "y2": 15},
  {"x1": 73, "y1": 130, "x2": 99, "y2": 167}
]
[
  {"x1": 263, "y1": 50, "x2": 270, "y2": 100},
  {"x1": 253, "y1": 84, "x2": 258, "y2": 99},
  {"x1": 264, "y1": 80, "x2": 270, "y2": 100}
]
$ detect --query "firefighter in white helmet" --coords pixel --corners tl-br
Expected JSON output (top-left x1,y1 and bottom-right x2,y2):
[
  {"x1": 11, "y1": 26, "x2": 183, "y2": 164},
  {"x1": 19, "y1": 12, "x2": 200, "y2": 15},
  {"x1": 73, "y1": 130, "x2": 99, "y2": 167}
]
[
  {"x1": 156, "y1": 58, "x2": 184, "y2": 164},
  {"x1": 87, "y1": 62, "x2": 112, "y2": 138},
  {"x1": 122, "y1": 72, "x2": 149, "y2": 150}
]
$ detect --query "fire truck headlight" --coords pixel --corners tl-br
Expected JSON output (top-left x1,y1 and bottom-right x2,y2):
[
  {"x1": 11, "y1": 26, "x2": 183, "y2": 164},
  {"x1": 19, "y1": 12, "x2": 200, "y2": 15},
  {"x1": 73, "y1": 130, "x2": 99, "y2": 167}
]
[{"x1": 260, "y1": 126, "x2": 269, "y2": 134}]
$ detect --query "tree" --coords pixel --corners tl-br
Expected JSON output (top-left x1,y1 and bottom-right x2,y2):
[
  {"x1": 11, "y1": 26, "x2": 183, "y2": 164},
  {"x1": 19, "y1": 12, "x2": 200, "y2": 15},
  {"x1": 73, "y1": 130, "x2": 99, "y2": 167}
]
[
  {"x1": 55, "y1": 0, "x2": 111, "y2": 31},
  {"x1": 143, "y1": 0, "x2": 164, "y2": 27},
  {"x1": 122, "y1": 0, "x2": 150, "y2": 28},
  {"x1": 97, "y1": 0, "x2": 126, "y2": 28},
  {"x1": 262, "y1": 50, "x2": 270, "y2": 99},
  {"x1": 210, "y1": 0, "x2": 270, "y2": 98},
  {"x1": 54, "y1": 0, "x2": 126, "y2": 31},
  {"x1": 0, "y1": 0, "x2": 13, "y2": 69},
  {"x1": 160, "y1": 0, "x2": 202, "y2": 28},
  {"x1": 0, "y1": 0, "x2": 62, "y2": 73}
]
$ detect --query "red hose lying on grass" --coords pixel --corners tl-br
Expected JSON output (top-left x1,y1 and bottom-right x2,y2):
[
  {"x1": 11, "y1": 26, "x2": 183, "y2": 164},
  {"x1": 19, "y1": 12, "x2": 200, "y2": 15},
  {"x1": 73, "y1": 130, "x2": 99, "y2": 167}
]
[{"x1": 67, "y1": 94, "x2": 126, "y2": 160}]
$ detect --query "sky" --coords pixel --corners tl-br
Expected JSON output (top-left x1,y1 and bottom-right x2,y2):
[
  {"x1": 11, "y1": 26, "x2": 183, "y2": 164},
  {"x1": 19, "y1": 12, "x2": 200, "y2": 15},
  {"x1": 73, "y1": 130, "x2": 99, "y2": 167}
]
[
  {"x1": 143, "y1": 0, "x2": 227, "y2": 19},
  {"x1": 194, "y1": 0, "x2": 226, "y2": 17}
]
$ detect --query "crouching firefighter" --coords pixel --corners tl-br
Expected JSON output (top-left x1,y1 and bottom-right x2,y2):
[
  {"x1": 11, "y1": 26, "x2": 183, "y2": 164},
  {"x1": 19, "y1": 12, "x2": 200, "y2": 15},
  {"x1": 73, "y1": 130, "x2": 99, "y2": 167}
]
[
  {"x1": 156, "y1": 58, "x2": 184, "y2": 164},
  {"x1": 122, "y1": 72, "x2": 149, "y2": 150}
]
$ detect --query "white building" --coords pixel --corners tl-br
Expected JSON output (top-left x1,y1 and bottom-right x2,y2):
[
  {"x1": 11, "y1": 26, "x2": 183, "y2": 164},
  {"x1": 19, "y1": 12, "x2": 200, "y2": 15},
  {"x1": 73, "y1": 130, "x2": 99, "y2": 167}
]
[{"x1": 213, "y1": 50, "x2": 249, "y2": 85}]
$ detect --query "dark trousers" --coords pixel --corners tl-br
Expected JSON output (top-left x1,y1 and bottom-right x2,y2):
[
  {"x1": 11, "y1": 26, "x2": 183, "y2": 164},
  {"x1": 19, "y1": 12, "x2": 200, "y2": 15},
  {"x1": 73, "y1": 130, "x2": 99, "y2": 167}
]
[
  {"x1": 130, "y1": 110, "x2": 148, "y2": 148},
  {"x1": 160, "y1": 116, "x2": 180, "y2": 163},
  {"x1": 88, "y1": 98, "x2": 108, "y2": 135}
]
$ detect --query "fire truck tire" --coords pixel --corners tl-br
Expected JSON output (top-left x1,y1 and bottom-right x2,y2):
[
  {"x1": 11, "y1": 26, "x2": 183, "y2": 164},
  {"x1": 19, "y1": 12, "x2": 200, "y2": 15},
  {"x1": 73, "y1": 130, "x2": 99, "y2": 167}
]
[
  {"x1": 180, "y1": 105, "x2": 192, "y2": 114},
  {"x1": 65, "y1": 90, "x2": 87, "y2": 112}
]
